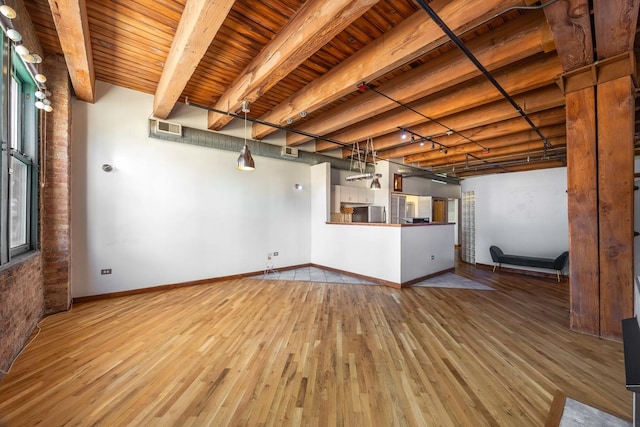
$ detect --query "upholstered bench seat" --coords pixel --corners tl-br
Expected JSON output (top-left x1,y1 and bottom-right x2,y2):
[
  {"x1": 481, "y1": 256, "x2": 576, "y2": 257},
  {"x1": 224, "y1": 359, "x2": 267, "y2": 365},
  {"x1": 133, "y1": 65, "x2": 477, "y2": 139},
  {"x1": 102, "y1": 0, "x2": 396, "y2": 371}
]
[{"x1": 490, "y1": 246, "x2": 568, "y2": 282}]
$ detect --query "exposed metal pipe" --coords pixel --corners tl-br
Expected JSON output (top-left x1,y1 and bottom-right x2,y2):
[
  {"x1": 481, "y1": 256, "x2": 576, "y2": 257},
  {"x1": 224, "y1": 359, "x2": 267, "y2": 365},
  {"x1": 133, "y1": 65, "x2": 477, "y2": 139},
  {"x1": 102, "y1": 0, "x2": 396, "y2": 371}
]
[
  {"x1": 429, "y1": 147, "x2": 567, "y2": 174},
  {"x1": 414, "y1": 0, "x2": 553, "y2": 149},
  {"x1": 364, "y1": 84, "x2": 489, "y2": 152},
  {"x1": 184, "y1": 98, "x2": 461, "y2": 184},
  {"x1": 180, "y1": 99, "x2": 460, "y2": 184}
]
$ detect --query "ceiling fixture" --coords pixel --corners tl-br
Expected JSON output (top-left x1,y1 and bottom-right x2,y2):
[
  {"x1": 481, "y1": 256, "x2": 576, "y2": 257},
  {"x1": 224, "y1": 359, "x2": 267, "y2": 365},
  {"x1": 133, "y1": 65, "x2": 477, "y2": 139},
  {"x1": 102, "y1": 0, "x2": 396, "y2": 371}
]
[
  {"x1": 0, "y1": 4, "x2": 53, "y2": 113},
  {"x1": 6, "y1": 28, "x2": 19, "y2": 41},
  {"x1": 236, "y1": 100, "x2": 255, "y2": 171},
  {"x1": 0, "y1": 4, "x2": 16, "y2": 19},
  {"x1": 346, "y1": 137, "x2": 382, "y2": 189},
  {"x1": 370, "y1": 176, "x2": 381, "y2": 190}
]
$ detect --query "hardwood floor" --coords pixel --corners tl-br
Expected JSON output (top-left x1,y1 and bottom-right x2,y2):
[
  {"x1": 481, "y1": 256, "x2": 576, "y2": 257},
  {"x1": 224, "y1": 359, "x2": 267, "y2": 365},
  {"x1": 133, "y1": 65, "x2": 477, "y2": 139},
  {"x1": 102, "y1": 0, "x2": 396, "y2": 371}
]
[{"x1": 0, "y1": 264, "x2": 632, "y2": 426}]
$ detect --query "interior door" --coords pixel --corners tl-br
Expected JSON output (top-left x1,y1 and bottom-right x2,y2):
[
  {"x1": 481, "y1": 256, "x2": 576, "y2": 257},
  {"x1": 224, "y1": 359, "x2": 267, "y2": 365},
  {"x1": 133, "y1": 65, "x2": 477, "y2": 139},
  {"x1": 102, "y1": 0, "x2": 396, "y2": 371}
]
[{"x1": 432, "y1": 198, "x2": 446, "y2": 223}]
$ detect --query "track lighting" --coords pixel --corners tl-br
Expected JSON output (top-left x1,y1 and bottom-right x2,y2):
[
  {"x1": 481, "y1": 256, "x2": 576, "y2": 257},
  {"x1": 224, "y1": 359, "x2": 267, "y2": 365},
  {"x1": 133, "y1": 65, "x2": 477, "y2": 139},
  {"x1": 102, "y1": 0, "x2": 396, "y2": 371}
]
[
  {"x1": 400, "y1": 129, "x2": 407, "y2": 140},
  {"x1": 370, "y1": 177, "x2": 381, "y2": 190},
  {"x1": 35, "y1": 74, "x2": 47, "y2": 83},
  {"x1": 0, "y1": 4, "x2": 16, "y2": 19},
  {"x1": 6, "y1": 29, "x2": 20, "y2": 42},
  {"x1": 23, "y1": 53, "x2": 41, "y2": 64},
  {"x1": 15, "y1": 44, "x2": 28, "y2": 56}
]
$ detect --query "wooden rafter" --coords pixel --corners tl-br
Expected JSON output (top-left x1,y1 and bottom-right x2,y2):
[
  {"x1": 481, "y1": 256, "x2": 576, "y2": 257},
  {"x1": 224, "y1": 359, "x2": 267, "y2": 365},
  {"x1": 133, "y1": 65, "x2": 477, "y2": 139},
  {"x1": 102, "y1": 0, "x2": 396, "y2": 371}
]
[
  {"x1": 47, "y1": 0, "x2": 95, "y2": 102},
  {"x1": 370, "y1": 85, "x2": 564, "y2": 153},
  {"x1": 252, "y1": 0, "x2": 529, "y2": 140},
  {"x1": 286, "y1": 11, "x2": 553, "y2": 147},
  {"x1": 153, "y1": 0, "x2": 235, "y2": 119},
  {"x1": 206, "y1": 0, "x2": 378, "y2": 130},
  {"x1": 542, "y1": 0, "x2": 593, "y2": 71},
  {"x1": 315, "y1": 54, "x2": 562, "y2": 152}
]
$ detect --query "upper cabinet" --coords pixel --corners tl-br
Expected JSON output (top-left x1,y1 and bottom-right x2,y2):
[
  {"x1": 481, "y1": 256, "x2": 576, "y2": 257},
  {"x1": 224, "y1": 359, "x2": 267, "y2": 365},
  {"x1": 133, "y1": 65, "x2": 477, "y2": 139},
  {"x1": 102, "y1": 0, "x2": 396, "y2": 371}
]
[{"x1": 331, "y1": 185, "x2": 374, "y2": 211}]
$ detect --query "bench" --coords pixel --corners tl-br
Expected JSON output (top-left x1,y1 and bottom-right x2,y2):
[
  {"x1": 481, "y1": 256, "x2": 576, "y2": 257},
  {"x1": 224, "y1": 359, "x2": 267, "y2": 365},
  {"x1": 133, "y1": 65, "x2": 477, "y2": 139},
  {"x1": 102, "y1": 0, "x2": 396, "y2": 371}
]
[{"x1": 489, "y1": 245, "x2": 569, "y2": 282}]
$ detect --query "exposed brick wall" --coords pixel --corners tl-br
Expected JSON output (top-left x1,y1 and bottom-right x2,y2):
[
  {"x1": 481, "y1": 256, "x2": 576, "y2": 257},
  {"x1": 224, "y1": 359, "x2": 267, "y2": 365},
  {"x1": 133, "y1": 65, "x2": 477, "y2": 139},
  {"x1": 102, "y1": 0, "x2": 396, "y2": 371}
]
[
  {"x1": 0, "y1": 2, "x2": 71, "y2": 379},
  {"x1": 41, "y1": 54, "x2": 71, "y2": 314},
  {"x1": 0, "y1": 253, "x2": 44, "y2": 378}
]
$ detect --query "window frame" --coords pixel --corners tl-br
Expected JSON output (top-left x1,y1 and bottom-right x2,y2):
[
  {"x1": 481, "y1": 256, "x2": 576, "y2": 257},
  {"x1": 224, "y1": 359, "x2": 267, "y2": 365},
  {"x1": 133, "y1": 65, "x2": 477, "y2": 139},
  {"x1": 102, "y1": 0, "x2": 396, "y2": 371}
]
[{"x1": 1, "y1": 34, "x2": 39, "y2": 263}]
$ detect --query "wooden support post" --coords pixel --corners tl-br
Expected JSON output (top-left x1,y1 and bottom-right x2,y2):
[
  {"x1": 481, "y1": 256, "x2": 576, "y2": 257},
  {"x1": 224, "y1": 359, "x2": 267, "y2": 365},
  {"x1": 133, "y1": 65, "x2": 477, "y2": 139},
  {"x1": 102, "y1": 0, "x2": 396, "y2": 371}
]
[
  {"x1": 565, "y1": 87, "x2": 600, "y2": 336},
  {"x1": 597, "y1": 75, "x2": 635, "y2": 340}
]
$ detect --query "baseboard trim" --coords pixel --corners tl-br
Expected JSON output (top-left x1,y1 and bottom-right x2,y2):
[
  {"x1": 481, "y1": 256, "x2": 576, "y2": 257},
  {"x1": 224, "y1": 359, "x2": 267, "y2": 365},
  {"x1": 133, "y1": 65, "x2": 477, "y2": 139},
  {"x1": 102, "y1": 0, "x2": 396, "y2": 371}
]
[
  {"x1": 401, "y1": 268, "x2": 455, "y2": 288},
  {"x1": 74, "y1": 263, "x2": 455, "y2": 303},
  {"x1": 309, "y1": 263, "x2": 401, "y2": 288},
  {"x1": 73, "y1": 263, "x2": 312, "y2": 303}
]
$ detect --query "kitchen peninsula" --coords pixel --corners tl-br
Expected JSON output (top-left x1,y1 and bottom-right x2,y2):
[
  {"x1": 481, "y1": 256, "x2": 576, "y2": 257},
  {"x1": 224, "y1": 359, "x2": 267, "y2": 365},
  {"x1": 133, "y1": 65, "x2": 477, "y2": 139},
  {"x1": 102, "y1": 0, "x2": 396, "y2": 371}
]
[
  {"x1": 311, "y1": 163, "x2": 456, "y2": 288},
  {"x1": 323, "y1": 221, "x2": 455, "y2": 288}
]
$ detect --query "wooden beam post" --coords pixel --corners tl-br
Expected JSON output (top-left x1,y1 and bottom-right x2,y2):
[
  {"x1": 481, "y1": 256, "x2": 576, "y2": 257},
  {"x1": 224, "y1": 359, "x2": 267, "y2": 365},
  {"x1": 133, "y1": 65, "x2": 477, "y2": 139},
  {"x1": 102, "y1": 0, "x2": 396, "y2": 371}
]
[
  {"x1": 545, "y1": 0, "x2": 638, "y2": 340},
  {"x1": 596, "y1": 75, "x2": 635, "y2": 339},
  {"x1": 565, "y1": 87, "x2": 600, "y2": 336}
]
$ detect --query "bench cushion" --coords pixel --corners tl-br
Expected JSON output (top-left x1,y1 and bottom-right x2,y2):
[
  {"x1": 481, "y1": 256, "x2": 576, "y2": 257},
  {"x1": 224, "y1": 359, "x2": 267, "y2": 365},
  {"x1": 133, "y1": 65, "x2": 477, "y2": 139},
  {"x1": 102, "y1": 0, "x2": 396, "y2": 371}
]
[
  {"x1": 499, "y1": 254, "x2": 555, "y2": 269},
  {"x1": 489, "y1": 245, "x2": 568, "y2": 271}
]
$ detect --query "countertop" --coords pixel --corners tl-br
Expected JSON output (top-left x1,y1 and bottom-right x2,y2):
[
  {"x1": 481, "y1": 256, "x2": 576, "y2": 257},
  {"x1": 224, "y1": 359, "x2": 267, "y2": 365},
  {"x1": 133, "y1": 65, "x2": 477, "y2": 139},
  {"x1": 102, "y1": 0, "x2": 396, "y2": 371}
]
[{"x1": 325, "y1": 222, "x2": 454, "y2": 227}]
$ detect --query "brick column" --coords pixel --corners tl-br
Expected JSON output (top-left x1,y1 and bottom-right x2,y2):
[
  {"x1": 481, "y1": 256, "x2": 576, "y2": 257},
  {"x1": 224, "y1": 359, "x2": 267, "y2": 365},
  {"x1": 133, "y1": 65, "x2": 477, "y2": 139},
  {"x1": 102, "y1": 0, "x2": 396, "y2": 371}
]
[{"x1": 41, "y1": 54, "x2": 71, "y2": 314}]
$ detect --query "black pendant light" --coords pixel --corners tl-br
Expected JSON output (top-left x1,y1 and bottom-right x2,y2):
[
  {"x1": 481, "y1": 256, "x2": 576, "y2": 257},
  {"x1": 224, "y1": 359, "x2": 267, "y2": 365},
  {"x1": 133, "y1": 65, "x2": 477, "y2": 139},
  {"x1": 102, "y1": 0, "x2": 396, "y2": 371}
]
[{"x1": 237, "y1": 100, "x2": 255, "y2": 171}]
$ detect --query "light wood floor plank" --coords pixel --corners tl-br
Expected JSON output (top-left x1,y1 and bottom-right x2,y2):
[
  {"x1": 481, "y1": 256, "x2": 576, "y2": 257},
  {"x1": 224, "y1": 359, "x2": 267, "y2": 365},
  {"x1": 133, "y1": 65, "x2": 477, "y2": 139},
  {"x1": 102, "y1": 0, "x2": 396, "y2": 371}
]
[{"x1": 0, "y1": 265, "x2": 632, "y2": 425}]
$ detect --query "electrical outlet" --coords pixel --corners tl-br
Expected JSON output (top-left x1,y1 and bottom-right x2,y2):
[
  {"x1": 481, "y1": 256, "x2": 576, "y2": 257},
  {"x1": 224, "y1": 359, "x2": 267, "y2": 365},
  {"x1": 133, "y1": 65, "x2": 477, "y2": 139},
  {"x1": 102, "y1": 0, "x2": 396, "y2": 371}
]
[
  {"x1": 430, "y1": 255, "x2": 435, "y2": 261},
  {"x1": 101, "y1": 269, "x2": 112, "y2": 275},
  {"x1": 273, "y1": 251, "x2": 279, "y2": 256}
]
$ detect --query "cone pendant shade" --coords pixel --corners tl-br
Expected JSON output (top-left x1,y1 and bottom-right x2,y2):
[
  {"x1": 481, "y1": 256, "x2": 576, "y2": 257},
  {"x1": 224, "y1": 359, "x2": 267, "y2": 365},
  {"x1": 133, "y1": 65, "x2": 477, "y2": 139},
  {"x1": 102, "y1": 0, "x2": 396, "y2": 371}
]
[{"x1": 236, "y1": 144, "x2": 255, "y2": 170}]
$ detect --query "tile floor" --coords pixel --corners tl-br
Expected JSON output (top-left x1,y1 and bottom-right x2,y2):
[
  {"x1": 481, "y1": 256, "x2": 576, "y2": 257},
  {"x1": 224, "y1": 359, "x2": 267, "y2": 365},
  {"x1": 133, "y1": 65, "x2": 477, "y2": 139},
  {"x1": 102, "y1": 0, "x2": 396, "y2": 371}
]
[{"x1": 250, "y1": 266, "x2": 378, "y2": 285}]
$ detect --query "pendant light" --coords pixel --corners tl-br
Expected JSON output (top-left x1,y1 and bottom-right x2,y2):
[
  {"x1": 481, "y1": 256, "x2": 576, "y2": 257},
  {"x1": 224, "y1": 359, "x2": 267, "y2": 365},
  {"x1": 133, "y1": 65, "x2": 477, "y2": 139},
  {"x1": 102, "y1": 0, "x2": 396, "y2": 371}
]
[
  {"x1": 236, "y1": 100, "x2": 255, "y2": 171},
  {"x1": 370, "y1": 177, "x2": 381, "y2": 190}
]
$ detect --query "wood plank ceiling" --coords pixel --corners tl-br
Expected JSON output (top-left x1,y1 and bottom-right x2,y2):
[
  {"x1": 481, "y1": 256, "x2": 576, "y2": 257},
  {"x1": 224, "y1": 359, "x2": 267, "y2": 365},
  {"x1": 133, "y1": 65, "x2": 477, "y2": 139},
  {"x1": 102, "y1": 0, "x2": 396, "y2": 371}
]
[{"x1": 22, "y1": 0, "x2": 640, "y2": 179}]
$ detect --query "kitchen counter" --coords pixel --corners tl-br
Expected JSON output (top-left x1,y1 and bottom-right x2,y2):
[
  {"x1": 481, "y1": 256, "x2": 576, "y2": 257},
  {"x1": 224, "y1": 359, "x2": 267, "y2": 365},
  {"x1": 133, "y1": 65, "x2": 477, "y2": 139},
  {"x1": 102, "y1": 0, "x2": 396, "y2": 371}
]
[
  {"x1": 314, "y1": 221, "x2": 455, "y2": 288},
  {"x1": 326, "y1": 222, "x2": 453, "y2": 227}
]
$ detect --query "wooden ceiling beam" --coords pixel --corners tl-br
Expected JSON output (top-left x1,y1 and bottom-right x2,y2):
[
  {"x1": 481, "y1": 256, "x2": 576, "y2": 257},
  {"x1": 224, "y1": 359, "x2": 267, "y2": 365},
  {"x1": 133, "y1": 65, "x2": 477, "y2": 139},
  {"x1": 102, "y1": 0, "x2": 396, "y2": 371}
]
[
  {"x1": 206, "y1": 0, "x2": 378, "y2": 130},
  {"x1": 390, "y1": 109, "x2": 566, "y2": 161},
  {"x1": 153, "y1": 0, "x2": 235, "y2": 119},
  {"x1": 315, "y1": 53, "x2": 562, "y2": 152},
  {"x1": 405, "y1": 123, "x2": 566, "y2": 164},
  {"x1": 285, "y1": 11, "x2": 552, "y2": 147},
  {"x1": 593, "y1": 0, "x2": 640, "y2": 60},
  {"x1": 420, "y1": 136, "x2": 566, "y2": 167},
  {"x1": 252, "y1": 0, "x2": 529, "y2": 139},
  {"x1": 542, "y1": 0, "x2": 593, "y2": 71},
  {"x1": 47, "y1": 0, "x2": 95, "y2": 102},
  {"x1": 453, "y1": 159, "x2": 566, "y2": 177},
  {"x1": 369, "y1": 85, "x2": 564, "y2": 153}
]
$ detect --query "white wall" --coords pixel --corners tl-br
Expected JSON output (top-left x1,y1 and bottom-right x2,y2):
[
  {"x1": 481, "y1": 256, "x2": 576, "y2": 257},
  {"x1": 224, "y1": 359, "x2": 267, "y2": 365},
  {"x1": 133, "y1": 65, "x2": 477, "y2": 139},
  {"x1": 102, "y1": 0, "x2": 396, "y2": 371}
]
[
  {"x1": 461, "y1": 168, "x2": 569, "y2": 268},
  {"x1": 71, "y1": 82, "x2": 311, "y2": 297}
]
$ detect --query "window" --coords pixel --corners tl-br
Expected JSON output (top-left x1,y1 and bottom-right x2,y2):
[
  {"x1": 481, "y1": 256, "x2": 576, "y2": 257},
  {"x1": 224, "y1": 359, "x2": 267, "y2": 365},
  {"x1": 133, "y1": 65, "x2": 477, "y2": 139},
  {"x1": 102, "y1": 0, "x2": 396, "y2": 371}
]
[{"x1": 1, "y1": 35, "x2": 39, "y2": 263}]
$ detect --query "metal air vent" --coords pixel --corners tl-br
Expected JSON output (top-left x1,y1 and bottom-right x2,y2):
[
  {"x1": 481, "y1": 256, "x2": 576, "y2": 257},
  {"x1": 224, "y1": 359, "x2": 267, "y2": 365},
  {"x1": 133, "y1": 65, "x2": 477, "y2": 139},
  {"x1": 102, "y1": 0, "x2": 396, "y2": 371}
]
[
  {"x1": 281, "y1": 146, "x2": 299, "y2": 158},
  {"x1": 156, "y1": 120, "x2": 182, "y2": 136}
]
